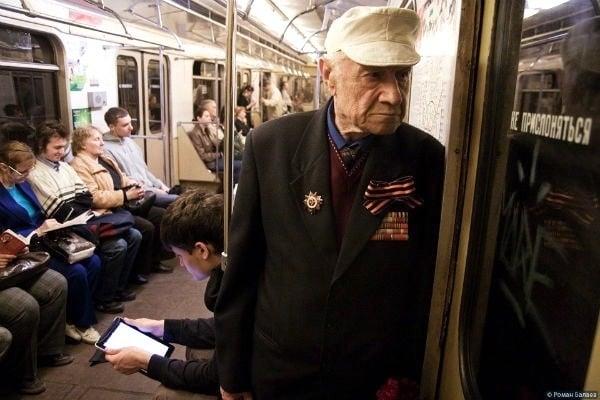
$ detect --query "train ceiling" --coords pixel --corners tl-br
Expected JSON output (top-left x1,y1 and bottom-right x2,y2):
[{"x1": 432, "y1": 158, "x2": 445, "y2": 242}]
[
  {"x1": 4, "y1": 0, "x2": 412, "y2": 67},
  {"x1": 66, "y1": 0, "x2": 390, "y2": 62}
]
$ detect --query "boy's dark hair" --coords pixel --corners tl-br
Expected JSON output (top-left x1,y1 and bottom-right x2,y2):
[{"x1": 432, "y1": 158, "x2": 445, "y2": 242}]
[
  {"x1": 34, "y1": 121, "x2": 69, "y2": 155},
  {"x1": 160, "y1": 190, "x2": 224, "y2": 253},
  {"x1": 104, "y1": 107, "x2": 129, "y2": 126}
]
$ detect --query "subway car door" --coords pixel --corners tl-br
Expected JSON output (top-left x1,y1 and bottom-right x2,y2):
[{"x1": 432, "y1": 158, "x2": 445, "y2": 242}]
[
  {"x1": 438, "y1": 0, "x2": 600, "y2": 399},
  {"x1": 116, "y1": 51, "x2": 170, "y2": 184}
]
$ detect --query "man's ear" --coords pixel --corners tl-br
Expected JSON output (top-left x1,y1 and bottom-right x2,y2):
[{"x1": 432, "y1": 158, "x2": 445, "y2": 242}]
[
  {"x1": 193, "y1": 242, "x2": 210, "y2": 259},
  {"x1": 319, "y1": 58, "x2": 336, "y2": 95}
]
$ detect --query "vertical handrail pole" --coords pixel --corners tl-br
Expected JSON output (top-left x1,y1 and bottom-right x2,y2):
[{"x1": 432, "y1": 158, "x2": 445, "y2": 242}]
[
  {"x1": 222, "y1": 0, "x2": 237, "y2": 269},
  {"x1": 313, "y1": 55, "x2": 321, "y2": 110},
  {"x1": 156, "y1": 0, "x2": 170, "y2": 185},
  {"x1": 158, "y1": 46, "x2": 170, "y2": 185}
]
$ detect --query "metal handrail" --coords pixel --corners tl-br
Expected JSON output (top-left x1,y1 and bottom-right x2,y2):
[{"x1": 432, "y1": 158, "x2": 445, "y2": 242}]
[{"x1": 222, "y1": 0, "x2": 237, "y2": 269}]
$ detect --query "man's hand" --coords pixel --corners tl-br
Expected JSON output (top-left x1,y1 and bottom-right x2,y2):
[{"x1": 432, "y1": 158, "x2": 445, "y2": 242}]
[
  {"x1": 123, "y1": 317, "x2": 165, "y2": 337},
  {"x1": 220, "y1": 387, "x2": 253, "y2": 400},
  {"x1": 36, "y1": 219, "x2": 60, "y2": 235},
  {"x1": 0, "y1": 253, "x2": 16, "y2": 268},
  {"x1": 104, "y1": 347, "x2": 151, "y2": 375}
]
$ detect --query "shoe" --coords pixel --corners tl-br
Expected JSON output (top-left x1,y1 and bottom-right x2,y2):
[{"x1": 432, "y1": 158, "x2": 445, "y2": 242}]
[
  {"x1": 95, "y1": 301, "x2": 124, "y2": 314},
  {"x1": 18, "y1": 378, "x2": 46, "y2": 395},
  {"x1": 65, "y1": 323, "x2": 81, "y2": 343},
  {"x1": 114, "y1": 289, "x2": 136, "y2": 302},
  {"x1": 76, "y1": 326, "x2": 100, "y2": 345},
  {"x1": 38, "y1": 353, "x2": 74, "y2": 367},
  {"x1": 152, "y1": 263, "x2": 173, "y2": 273},
  {"x1": 129, "y1": 274, "x2": 148, "y2": 285}
]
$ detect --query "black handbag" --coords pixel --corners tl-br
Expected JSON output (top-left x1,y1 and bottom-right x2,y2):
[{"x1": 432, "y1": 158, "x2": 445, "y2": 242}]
[
  {"x1": 38, "y1": 230, "x2": 96, "y2": 264},
  {"x1": 0, "y1": 251, "x2": 50, "y2": 290}
]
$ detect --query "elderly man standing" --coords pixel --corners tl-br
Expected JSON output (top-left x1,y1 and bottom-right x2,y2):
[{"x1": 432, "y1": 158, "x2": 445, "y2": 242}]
[{"x1": 216, "y1": 6, "x2": 444, "y2": 400}]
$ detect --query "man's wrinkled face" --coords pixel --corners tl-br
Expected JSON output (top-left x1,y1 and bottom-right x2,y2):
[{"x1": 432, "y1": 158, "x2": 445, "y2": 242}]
[{"x1": 321, "y1": 55, "x2": 411, "y2": 136}]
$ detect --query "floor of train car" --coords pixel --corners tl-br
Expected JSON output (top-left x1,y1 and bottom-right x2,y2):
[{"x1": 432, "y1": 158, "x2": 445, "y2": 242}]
[{"x1": 8, "y1": 258, "x2": 217, "y2": 400}]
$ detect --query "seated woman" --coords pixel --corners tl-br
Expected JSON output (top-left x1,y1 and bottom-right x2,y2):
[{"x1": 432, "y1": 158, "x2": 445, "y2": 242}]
[
  {"x1": 70, "y1": 125, "x2": 165, "y2": 284},
  {"x1": 27, "y1": 122, "x2": 140, "y2": 314},
  {"x1": 0, "y1": 253, "x2": 71, "y2": 395},
  {"x1": 189, "y1": 106, "x2": 242, "y2": 183},
  {"x1": 0, "y1": 140, "x2": 101, "y2": 345}
]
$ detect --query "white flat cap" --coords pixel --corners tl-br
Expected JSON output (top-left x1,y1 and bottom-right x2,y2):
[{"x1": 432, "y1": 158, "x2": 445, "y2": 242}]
[{"x1": 324, "y1": 6, "x2": 421, "y2": 67}]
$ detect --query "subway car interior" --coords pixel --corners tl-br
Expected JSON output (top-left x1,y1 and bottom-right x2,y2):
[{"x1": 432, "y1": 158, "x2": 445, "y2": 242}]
[{"x1": 0, "y1": 0, "x2": 598, "y2": 399}]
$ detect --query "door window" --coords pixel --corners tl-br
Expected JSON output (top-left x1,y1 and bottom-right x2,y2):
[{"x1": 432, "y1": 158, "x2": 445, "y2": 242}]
[
  {"x1": 117, "y1": 55, "x2": 140, "y2": 134},
  {"x1": 464, "y1": 1, "x2": 600, "y2": 398}
]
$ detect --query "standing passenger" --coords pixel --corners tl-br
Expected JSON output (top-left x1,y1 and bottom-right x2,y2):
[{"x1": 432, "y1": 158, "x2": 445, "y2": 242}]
[
  {"x1": 261, "y1": 79, "x2": 284, "y2": 120},
  {"x1": 237, "y1": 85, "x2": 255, "y2": 128},
  {"x1": 216, "y1": 6, "x2": 444, "y2": 399}
]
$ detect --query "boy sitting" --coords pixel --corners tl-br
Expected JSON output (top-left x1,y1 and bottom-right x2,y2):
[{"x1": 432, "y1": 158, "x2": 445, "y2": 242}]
[{"x1": 105, "y1": 190, "x2": 223, "y2": 396}]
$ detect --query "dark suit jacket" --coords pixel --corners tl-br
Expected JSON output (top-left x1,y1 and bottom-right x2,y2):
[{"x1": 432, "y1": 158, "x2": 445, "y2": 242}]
[
  {"x1": 0, "y1": 181, "x2": 44, "y2": 236},
  {"x1": 215, "y1": 101, "x2": 444, "y2": 399}
]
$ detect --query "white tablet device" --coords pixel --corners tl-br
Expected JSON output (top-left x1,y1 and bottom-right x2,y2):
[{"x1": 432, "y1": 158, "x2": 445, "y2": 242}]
[{"x1": 95, "y1": 317, "x2": 174, "y2": 358}]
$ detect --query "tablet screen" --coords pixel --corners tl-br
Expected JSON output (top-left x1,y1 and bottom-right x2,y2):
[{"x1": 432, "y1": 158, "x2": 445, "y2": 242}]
[{"x1": 100, "y1": 319, "x2": 171, "y2": 357}]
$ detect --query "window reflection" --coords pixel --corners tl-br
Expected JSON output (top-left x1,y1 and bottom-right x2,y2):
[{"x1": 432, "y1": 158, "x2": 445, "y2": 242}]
[{"x1": 475, "y1": 1, "x2": 600, "y2": 398}]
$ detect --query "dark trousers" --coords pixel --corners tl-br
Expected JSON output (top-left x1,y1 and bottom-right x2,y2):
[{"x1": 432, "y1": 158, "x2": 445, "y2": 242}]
[
  {"x1": 95, "y1": 228, "x2": 142, "y2": 303},
  {"x1": 133, "y1": 206, "x2": 166, "y2": 275},
  {"x1": 0, "y1": 269, "x2": 67, "y2": 386},
  {"x1": 50, "y1": 254, "x2": 101, "y2": 327},
  {"x1": 214, "y1": 159, "x2": 242, "y2": 184}
]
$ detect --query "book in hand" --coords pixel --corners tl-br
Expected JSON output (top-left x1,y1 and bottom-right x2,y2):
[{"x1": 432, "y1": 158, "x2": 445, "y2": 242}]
[
  {"x1": 0, "y1": 229, "x2": 29, "y2": 255},
  {"x1": 36, "y1": 211, "x2": 95, "y2": 236}
]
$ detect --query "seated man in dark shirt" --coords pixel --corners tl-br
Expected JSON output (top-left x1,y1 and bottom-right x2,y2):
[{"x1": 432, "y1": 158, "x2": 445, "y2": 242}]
[{"x1": 104, "y1": 190, "x2": 223, "y2": 396}]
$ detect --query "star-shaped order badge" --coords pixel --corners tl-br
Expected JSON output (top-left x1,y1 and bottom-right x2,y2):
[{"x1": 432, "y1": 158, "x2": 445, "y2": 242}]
[{"x1": 303, "y1": 191, "x2": 323, "y2": 215}]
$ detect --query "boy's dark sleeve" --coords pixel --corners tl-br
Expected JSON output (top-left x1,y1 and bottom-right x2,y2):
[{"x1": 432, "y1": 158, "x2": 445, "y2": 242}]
[
  {"x1": 204, "y1": 268, "x2": 223, "y2": 312},
  {"x1": 146, "y1": 354, "x2": 219, "y2": 394},
  {"x1": 163, "y1": 318, "x2": 215, "y2": 349}
]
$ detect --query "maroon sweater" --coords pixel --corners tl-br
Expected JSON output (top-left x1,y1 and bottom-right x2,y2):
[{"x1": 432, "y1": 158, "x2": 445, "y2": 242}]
[{"x1": 328, "y1": 140, "x2": 367, "y2": 247}]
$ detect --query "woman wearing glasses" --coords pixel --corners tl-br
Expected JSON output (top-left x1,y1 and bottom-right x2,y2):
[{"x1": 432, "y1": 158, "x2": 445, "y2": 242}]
[{"x1": 0, "y1": 140, "x2": 92, "y2": 395}]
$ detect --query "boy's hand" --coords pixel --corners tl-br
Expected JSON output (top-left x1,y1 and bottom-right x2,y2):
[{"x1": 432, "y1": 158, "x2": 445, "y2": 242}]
[
  {"x1": 220, "y1": 387, "x2": 253, "y2": 400},
  {"x1": 123, "y1": 317, "x2": 165, "y2": 337},
  {"x1": 105, "y1": 347, "x2": 151, "y2": 374}
]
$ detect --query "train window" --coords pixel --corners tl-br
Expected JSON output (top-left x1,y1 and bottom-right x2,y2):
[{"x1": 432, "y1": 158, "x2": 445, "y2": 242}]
[
  {"x1": 463, "y1": 1, "x2": 600, "y2": 398},
  {"x1": 117, "y1": 55, "x2": 140, "y2": 134},
  {"x1": 193, "y1": 61, "x2": 216, "y2": 78},
  {"x1": 0, "y1": 27, "x2": 54, "y2": 64},
  {"x1": 0, "y1": 26, "x2": 58, "y2": 129},
  {"x1": 147, "y1": 60, "x2": 162, "y2": 133}
]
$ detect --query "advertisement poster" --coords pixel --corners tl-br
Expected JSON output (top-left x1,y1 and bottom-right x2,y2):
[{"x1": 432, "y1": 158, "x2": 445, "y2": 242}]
[
  {"x1": 72, "y1": 108, "x2": 91, "y2": 128},
  {"x1": 66, "y1": 40, "x2": 88, "y2": 91},
  {"x1": 408, "y1": 0, "x2": 461, "y2": 146}
]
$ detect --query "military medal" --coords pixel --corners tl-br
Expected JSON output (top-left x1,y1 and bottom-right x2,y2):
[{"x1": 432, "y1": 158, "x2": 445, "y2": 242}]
[{"x1": 303, "y1": 191, "x2": 323, "y2": 215}]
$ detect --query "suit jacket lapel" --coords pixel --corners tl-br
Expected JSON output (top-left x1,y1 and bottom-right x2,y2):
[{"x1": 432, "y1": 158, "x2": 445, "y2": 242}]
[
  {"x1": 332, "y1": 132, "x2": 411, "y2": 283},
  {"x1": 289, "y1": 104, "x2": 338, "y2": 266}
]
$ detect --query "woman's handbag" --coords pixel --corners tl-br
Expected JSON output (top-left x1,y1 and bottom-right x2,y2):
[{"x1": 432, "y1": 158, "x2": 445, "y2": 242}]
[
  {"x1": 0, "y1": 251, "x2": 50, "y2": 290},
  {"x1": 38, "y1": 230, "x2": 96, "y2": 264}
]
